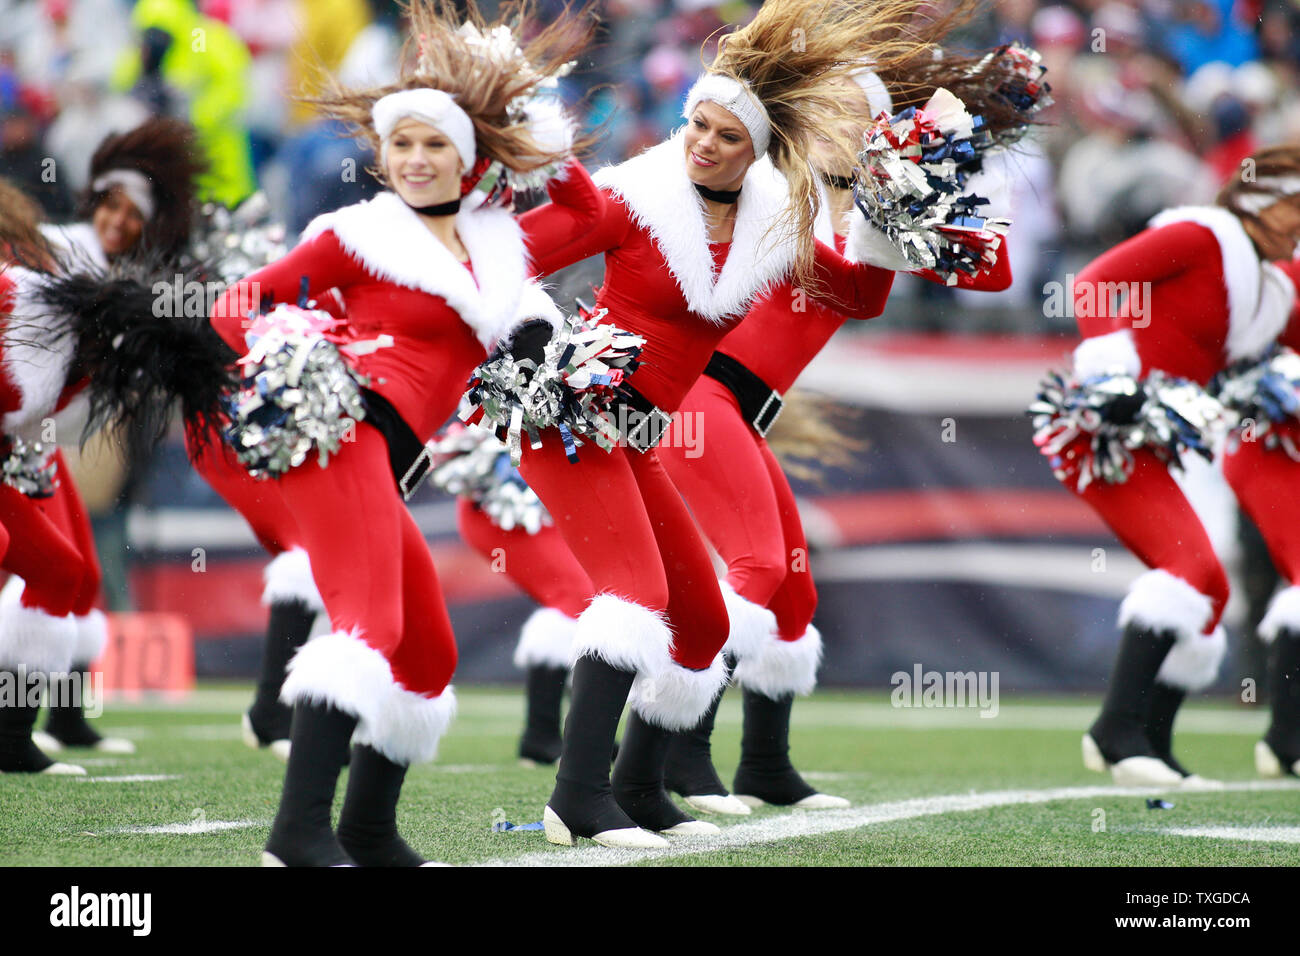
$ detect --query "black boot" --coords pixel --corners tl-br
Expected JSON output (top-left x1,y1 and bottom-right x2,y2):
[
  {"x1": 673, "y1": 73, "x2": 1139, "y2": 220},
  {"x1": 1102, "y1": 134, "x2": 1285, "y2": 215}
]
[
  {"x1": 337, "y1": 744, "x2": 427, "y2": 866},
  {"x1": 246, "y1": 600, "x2": 316, "y2": 747},
  {"x1": 263, "y1": 701, "x2": 357, "y2": 866},
  {"x1": 1, "y1": 671, "x2": 60, "y2": 773},
  {"x1": 518, "y1": 665, "x2": 567, "y2": 765},
  {"x1": 664, "y1": 683, "x2": 732, "y2": 799},
  {"x1": 733, "y1": 689, "x2": 825, "y2": 806},
  {"x1": 1145, "y1": 681, "x2": 1193, "y2": 777},
  {"x1": 1264, "y1": 628, "x2": 1300, "y2": 775},
  {"x1": 613, "y1": 710, "x2": 712, "y2": 833},
  {"x1": 1088, "y1": 623, "x2": 1176, "y2": 764},
  {"x1": 545, "y1": 656, "x2": 660, "y2": 845}
]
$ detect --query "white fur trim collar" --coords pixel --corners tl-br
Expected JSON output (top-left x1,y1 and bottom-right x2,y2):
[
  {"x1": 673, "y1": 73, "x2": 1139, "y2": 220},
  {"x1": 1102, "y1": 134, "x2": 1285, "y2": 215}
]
[
  {"x1": 302, "y1": 192, "x2": 527, "y2": 348},
  {"x1": 2, "y1": 267, "x2": 77, "y2": 436},
  {"x1": 593, "y1": 135, "x2": 797, "y2": 324},
  {"x1": 1149, "y1": 206, "x2": 1291, "y2": 362}
]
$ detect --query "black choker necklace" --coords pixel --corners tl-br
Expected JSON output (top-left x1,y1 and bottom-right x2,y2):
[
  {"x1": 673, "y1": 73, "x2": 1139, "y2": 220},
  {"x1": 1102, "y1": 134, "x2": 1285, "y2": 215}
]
[
  {"x1": 694, "y1": 182, "x2": 741, "y2": 205},
  {"x1": 408, "y1": 197, "x2": 461, "y2": 216},
  {"x1": 821, "y1": 173, "x2": 854, "y2": 191}
]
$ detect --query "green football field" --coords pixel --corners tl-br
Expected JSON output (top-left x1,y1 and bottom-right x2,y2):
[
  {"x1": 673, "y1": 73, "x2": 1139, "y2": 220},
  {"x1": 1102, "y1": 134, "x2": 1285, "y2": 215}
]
[{"x1": 2, "y1": 685, "x2": 1297, "y2": 867}]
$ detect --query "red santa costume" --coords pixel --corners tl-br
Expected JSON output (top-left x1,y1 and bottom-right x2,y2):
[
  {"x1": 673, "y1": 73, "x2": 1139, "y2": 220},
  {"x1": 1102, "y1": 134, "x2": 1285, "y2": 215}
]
[
  {"x1": 208, "y1": 61, "x2": 595, "y2": 861},
  {"x1": 1039, "y1": 185, "x2": 1300, "y2": 785},
  {"x1": 513, "y1": 62, "x2": 897, "y2": 843},
  {"x1": 656, "y1": 69, "x2": 1016, "y2": 812},
  {"x1": 0, "y1": 267, "x2": 93, "y2": 775}
]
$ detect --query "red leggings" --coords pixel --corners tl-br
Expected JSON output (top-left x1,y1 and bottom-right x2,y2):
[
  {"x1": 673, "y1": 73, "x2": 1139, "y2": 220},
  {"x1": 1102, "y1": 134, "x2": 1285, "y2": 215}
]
[
  {"x1": 34, "y1": 451, "x2": 102, "y2": 618},
  {"x1": 187, "y1": 427, "x2": 302, "y2": 556},
  {"x1": 517, "y1": 434, "x2": 728, "y2": 670},
  {"x1": 660, "y1": 376, "x2": 816, "y2": 640},
  {"x1": 0, "y1": 478, "x2": 85, "y2": 617},
  {"x1": 1222, "y1": 438, "x2": 1300, "y2": 585},
  {"x1": 1070, "y1": 446, "x2": 1228, "y2": 632},
  {"x1": 455, "y1": 498, "x2": 592, "y2": 618},
  {"x1": 271, "y1": 423, "x2": 456, "y2": 696}
]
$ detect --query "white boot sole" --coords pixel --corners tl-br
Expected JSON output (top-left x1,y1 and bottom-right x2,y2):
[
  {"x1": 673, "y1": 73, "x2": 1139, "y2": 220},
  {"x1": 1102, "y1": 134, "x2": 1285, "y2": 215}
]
[
  {"x1": 1255, "y1": 740, "x2": 1300, "y2": 778},
  {"x1": 682, "y1": 793, "x2": 751, "y2": 816},
  {"x1": 31, "y1": 730, "x2": 63, "y2": 753},
  {"x1": 542, "y1": 805, "x2": 668, "y2": 849},
  {"x1": 661, "y1": 820, "x2": 720, "y2": 836},
  {"x1": 242, "y1": 713, "x2": 290, "y2": 762},
  {"x1": 1082, "y1": 734, "x2": 1184, "y2": 787}
]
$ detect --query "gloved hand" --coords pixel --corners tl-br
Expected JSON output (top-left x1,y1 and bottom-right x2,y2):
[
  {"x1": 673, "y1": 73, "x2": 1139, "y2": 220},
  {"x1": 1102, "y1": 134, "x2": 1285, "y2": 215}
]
[{"x1": 507, "y1": 319, "x2": 553, "y2": 374}]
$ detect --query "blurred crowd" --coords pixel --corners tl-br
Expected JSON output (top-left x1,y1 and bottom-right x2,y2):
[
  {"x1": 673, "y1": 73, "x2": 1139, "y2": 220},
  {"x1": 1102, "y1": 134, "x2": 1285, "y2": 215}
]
[{"x1": 1, "y1": 0, "x2": 1299, "y2": 322}]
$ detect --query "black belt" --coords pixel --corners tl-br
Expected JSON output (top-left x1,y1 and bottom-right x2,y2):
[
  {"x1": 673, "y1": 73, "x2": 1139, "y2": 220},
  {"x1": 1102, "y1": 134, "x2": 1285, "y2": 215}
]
[
  {"x1": 703, "y1": 351, "x2": 784, "y2": 437},
  {"x1": 359, "y1": 387, "x2": 434, "y2": 500},
  {"x1": 614, "y1": 383, "x2": 673, "y2": 453}
]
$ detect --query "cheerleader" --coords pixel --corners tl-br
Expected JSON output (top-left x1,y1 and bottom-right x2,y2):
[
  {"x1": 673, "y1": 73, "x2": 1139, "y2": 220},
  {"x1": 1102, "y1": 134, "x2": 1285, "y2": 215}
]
[
  {"x1": 511, "y1": 0, "x2": 939, "y2": 847},
  {"x1": 1032, "y1": 146, "x2": 1300, "y2": 785},
  {"x1": 653, "y1": 67, "x2": 1020, "y2": 812},
  {"x1": 202, "y1": 1, "x2": 598, "y2": 865},
  {"x1": 23, "y1": 119, "x2": 205, "y2": 758}
]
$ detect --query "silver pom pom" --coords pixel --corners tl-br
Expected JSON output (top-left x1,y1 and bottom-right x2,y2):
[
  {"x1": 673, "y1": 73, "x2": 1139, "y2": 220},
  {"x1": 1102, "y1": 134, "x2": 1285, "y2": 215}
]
[{"x1": 0, "y1": 438, "x2": 58, "y2": 498}]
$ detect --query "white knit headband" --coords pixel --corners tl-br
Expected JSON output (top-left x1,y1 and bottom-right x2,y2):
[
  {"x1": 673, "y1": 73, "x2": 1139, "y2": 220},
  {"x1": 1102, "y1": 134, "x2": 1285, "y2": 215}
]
[
  {"x1": 372, "y1": 89, "x2": 477, "y2": 172},
  {"x1": 1236, "y1": 174, "x2": 1300, "y2": 215},
  {"x1": 683, "y1": 73, "x2": 771, "y2": 158},
  {"x1": 852, "y1": 68, "x2": 893, "y2": 118},
  {"x1": 92, "y1": 169, "x2": 154, "y2": 220}
]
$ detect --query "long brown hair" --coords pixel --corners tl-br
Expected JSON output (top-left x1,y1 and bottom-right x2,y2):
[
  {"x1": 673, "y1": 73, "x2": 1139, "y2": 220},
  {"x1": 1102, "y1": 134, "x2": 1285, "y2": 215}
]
[
  {"x1": 702, "y1": 0, "x2": 971, "y2": 294},
  {"x1": 312, "y1": 0, "x2": 598, "y2": 187},
  {"x1": 1217, "y1": 145, "x2": 1300, "y2": 261},
  {"x1": 0, "y1": 178, "x2": 56, "y2": 272},
  {"x1": 81, "y1": 118, "x2": 206, "y2": 260},
  {"x1": 766, "y1": 389, "x2": 868, "y2": 486}
]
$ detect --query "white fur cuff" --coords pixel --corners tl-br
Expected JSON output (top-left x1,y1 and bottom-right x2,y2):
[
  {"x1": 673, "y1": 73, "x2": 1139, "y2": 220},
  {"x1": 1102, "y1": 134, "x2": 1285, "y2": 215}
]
[
  {"x1": 1073, "y1": 330, "x2": 1140, "y2": 379},
  {"x1": 628, "y1": 652, "x2": 729, "y2": 731},
  {"x1": 72, "y1": 609, "x2": 108, "y2": 664},
  {"x1": 570, "y1": 594, "x2": 673, "y2": 676},
  {"x1": 513, "y1": 607, "x2": 577, "y2": 670},
  {"x1": 845, "y1": 213, "x2": 915, "y2": 271},
  {"x1": 1260, "y1": 585, "x2": 1300, "y2": 644},
  {"x1": 0, "y1": 579, "x2": 77, "y2": 673},
  {"x1": 1118, "y1": 570, "x2": 1213, "y2": 640},
  {"x1": 719, "y1": 580, "x2": 778, "y2": 662},
  {"x1": 262, "y1": 548, "x2": 325, "y2": 611},
  {"x1": 1155, "y1": 625, "x2": 1226, "y2": 692},
  {"x1": 353, "y1": 684, "x2": 457, "y2": 766},
  {"x1": 731, "y1": 625, "x2": 823, "y2": 699}
]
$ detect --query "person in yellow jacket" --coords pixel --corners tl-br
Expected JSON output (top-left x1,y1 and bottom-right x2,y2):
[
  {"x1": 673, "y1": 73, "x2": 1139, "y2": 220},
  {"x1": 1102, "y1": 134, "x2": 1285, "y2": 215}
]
[{"x1": 113, "y1": 0, "x2": 256, "y2": 206}]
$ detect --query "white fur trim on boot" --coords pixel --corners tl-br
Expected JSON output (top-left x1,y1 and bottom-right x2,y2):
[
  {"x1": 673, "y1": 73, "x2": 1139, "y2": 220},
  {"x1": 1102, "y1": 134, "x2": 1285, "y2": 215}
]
[
  {"x1": 1259, "y1": 585, "x2": 1300, "y2": 644},
  {"x1": 628, "y1": 653, "x2": 729, "y2": 731},
  {"x1": 72, "y1": 610, "x2": 108, "y2": 664},
  {"x1": 570, "y1": 594, "x2": 673, "y2": 676},
  {"x1": 719, "y1": 581, "x2": 779, "y2": 662},
  {"x1": 1073, "y1": 329, "x2": 1141, "y2": 379},
  {"x1": 279, "y1": 628, "x2": 394, "y2": 740},
  {"x1": 261, "y1": 548, "x2": 325, "y2": 612},
  {"x1": 1155, "y1": 626, "x2": 1227, "y2": 692},
  {"x1": 0, "y1": 577, "x2": 77, "y2": 673},
  {"x1": 353, "y1": 685, "x2": 457, "y2": 766},
  {"x1": 1118, "y1": 570, "x2": 1214, "y2": 640},
  {"x1": 512, "y1": 607, "x2": 577, "y2": 670},
  {"x1": 731, "y1": 625, "x2": 824, "y2": 699}
]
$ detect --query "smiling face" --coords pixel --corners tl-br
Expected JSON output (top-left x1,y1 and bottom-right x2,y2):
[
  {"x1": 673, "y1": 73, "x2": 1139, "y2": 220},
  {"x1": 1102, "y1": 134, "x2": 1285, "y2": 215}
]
[
  {"x1": 683, "y1": 100, "x2": 755, "y2": 192},
  {"x1": 384, "y1": 117, "x2": 465, "y2": 209},
  {"x1": 91, "y1": 187, "x2": 145, "y2": 257}
]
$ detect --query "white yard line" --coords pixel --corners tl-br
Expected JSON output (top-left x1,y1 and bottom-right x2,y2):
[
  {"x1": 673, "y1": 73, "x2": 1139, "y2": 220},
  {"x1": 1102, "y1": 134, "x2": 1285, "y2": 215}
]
[
  {"x1": 78, "y1": 775, "x2": 181, "y2": 783},
  {"x1": 1162, "y1": 825, "x2": 1300, "y2": 844},
  {"x1": 101, "y1": 819, "x2": 263, "y2": 835},
  {"x1": 480, "y1": 780, "x2": 1300, "y2": 867}
]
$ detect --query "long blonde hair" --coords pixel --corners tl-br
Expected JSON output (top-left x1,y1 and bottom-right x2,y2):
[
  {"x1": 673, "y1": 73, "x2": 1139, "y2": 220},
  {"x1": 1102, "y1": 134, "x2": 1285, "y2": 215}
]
[
  {"x1": 312, "y1": 0, "x2": 597, "y2": 187},
  {"x1": 703, "y1": 0, "x2": 971, "y2": 292}
]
